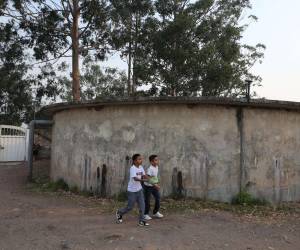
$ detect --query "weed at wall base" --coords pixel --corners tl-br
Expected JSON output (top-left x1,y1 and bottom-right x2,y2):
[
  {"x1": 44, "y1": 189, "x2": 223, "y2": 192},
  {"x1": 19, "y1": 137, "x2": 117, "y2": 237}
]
[{"x1": 232, "y1": 190, "x2": 268, "y2": 206}]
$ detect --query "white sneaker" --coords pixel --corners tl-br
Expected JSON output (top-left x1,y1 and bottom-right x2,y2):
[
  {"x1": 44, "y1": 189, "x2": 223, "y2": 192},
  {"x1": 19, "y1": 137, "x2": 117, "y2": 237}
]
[
  {"x1": 144, "y1": 214, "x2": 152, "y2": 220},
  {"x1": 153, "y1": 212, "x2": 164, "y2": 218}
]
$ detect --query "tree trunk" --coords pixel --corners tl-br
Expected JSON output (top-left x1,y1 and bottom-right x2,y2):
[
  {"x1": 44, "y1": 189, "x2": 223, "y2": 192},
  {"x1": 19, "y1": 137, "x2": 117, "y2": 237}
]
[
  {"x1": 127, "y1": 13, "x2": 134, "y2": 97},
  {"x1": 132, "y1": 13, "x2": 139, "y2": 95},
  {"x1": 72, "y1": 0, "x2": 80, "y2": 101},
  {"x1": 127, "y1": 39, "x2": 132, "y2": 96}
]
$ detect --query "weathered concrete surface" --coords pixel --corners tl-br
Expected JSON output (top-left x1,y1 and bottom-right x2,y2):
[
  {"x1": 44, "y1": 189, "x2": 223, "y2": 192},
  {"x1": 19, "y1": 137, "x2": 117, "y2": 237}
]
[
  {"x1": 243, "y1": 109, "x2": 300, "y2": 203},
  {"x1": 51, "y1": 104, "x2": 240, "y2": 202},
  {"x1": 50, "y1": 101, "x2": 300, "y2": 203}
]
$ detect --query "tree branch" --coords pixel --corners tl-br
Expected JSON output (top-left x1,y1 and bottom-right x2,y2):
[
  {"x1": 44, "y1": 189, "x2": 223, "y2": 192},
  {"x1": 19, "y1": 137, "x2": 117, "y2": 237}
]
[
  {"x1": 60, "y1": 0, "x2": 73, "y2": 27},
  {"x1": 28, "y1": 45, "x2": 72, "y2": 66}
]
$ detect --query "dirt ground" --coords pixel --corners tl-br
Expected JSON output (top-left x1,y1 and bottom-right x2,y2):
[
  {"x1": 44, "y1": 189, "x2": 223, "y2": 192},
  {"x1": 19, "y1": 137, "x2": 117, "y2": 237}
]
[{"x1": 0, "y1": 163, "x2": 299, "y2": 250}]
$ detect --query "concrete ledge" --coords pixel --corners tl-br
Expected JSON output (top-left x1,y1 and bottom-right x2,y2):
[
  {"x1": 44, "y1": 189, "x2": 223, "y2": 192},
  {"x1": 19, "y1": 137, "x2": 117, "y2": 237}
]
[{"x1": 41, "y1": 97, "x2": 300, "y2": 116}]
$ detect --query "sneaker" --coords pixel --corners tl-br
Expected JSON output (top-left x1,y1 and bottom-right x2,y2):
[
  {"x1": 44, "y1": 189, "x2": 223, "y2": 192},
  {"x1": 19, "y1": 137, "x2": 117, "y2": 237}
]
[
  {"x1": 116, "y1": 211, "x2": 123, "y2": 223},
  {"x1": 138, "y1": 221, "x2": 150, "y2": 226},
  {"x1": 153, "y1": 212, "x2": 164, "y2": 218},
  {"x1": 144, "y1": 214, "x2": 152, "y2": 220}
]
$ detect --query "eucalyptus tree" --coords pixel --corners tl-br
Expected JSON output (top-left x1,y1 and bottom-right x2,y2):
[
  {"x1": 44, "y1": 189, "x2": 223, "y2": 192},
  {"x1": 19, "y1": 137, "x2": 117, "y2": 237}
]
[
  {"x1": 110, "y1": 0, "x2": 154, "y2": 95},
  {"x1": 1, "y1": 0, "x2": 111, "y2": 101},
  {"x1": 146, "y1": 0, "x2": 265, "y2": 97},
  {"x1": 0, "y1": 20, "x2": 33, "y2": 125}
]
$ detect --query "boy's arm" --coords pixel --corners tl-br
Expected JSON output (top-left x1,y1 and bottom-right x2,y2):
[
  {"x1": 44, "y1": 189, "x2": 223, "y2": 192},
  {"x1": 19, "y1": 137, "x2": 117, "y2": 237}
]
[
  {"x1": 146, "y1": 168, "x2": 154, "y2": 178},
  {"x1": 133, "y1": 176, "x2": 149, "y2": 182},
  {"x1": 132, "y1": 168, "x2": 148, "y2": 182},
  {"x1": 130, "y1": 168, "x2": 141, "y2": 182}
]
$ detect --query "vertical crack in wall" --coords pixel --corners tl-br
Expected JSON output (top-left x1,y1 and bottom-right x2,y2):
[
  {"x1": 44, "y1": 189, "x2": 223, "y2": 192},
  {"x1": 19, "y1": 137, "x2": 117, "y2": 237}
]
[
  {"x1": 101, "y1": 164, "x2": 107, "y2": 197},
  {"x1": 237, "y1": 108, "x2": 244, "y2": 192},
  {"x1": 177, "y1": 171, "x2": 183, "y2": 196},
  {"x1": 172, "y1": 167, "x2": 185, "y2": 198},
  {"x1": 274, "y1": 159, "x2": 279, "y2": 203},
  {"x1": 204, "y1": 155, "x2": 209, "y2": 199},
  {"x1": 96, "y1": 166, "x2": 100, "y2": 195},
  {"x1": 83, "y1": 154, "x2": 91, "y2": 192},
  {"x1": 83, "y1": 155, "x2": 88, "y2": 191},
  {"x1": 122, "y1": 156, "x2": 131, "y2": 191}
]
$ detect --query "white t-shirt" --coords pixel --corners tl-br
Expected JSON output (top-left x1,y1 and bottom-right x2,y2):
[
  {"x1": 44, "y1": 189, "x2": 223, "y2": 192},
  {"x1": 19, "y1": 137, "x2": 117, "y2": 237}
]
[
  {"x1": 127, "y1": 165, "x2": 145, "y2": 192},
  {"x1": 144, "y1": 165, "x2": 159, "y2": 187}
]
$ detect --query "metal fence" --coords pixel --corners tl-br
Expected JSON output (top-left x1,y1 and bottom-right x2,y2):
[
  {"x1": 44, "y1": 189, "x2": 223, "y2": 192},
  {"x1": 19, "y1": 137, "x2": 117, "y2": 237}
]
[{"x1": 0, "y1": 125, "x2": 28, "y2": 162}]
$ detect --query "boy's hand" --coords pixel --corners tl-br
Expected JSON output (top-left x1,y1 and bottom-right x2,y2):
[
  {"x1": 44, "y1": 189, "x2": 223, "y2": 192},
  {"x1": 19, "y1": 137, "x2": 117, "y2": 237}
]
[
  {"x1": 154, "y1": 184, "x2": 160, "y2": 190},
  {"x1": 142, "y1": 175, "x2": 149, "y2": 181}
]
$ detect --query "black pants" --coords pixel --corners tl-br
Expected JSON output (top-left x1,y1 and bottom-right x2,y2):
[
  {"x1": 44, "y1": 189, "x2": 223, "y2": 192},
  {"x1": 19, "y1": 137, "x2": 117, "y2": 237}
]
[{"x1": 144, "y1": 185, "x2": 160, "y2": 215}]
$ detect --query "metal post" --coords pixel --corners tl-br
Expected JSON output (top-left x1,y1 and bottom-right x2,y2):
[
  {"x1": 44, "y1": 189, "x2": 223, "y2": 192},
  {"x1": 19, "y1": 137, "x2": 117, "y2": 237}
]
[
  {"x1": 245, "y1": 80, "x2": 252, "y2": 102},
  {"x1": 28, "y1": 121, "x2": 35, "y2": 181}
]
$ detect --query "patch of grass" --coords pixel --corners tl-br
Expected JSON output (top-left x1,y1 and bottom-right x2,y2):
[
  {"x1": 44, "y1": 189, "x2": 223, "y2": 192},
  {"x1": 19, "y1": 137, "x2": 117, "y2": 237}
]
[
  {"x1": 113, "y1": 191, "x2": 127, "y2": 202},
  {"x1": 160, "y1": 197, "x2": 300, "y2": 219},
  {"x1": 170, "y1": 193, "x2": 185, "y2": 200},
  {"x1": 69, "y1": 185, "x2": 79, "y2": 194},
  {"x1": 26, "y1": 179, "x2": 300, "y2": 218},
  {"x1": 28, "y1": 178, "x2": 69, "y2": 192},
  {"x1": 46, "y1": 178, "x2": 69, "y2": 192},
  {"x1": 79, "y1": 190, "x2": 94, "y2": 197},
  {"x1": 231, "y1": 190, "x2": 268, "y2": 206}
]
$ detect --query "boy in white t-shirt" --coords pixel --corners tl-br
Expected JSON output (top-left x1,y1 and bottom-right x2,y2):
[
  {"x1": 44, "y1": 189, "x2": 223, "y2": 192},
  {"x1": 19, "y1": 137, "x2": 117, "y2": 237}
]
[
  {"x1": 116, "y1": 154, "x2": 149, "y2": 226},
  {"x1": 144, "y1": 155, "x2": 164, "y2": 220}
]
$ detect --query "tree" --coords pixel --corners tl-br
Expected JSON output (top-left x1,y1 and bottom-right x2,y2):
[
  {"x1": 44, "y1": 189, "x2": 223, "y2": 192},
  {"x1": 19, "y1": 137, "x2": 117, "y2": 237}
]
[
  {"x1": 80, "y1": 64, "x2": 126, "y2": 100},
  {"x1": 110, "y1": 0, "x2": 154, "y2": 95},
  {"x1": 59, "y1": 59, "x2": 126, "y2": 101},
  {"x1": 1, "y1": 0, "x2": 111, "y2": 101},
  {"x1": 0, "y1": 20, "x2": 33, "y2": 125},
  {"x1": 1, "y1": 0, "x2": 265, "y2": 104},
  {"x1": 143, "y1": 0, "x2": 265, "y2": 97}
]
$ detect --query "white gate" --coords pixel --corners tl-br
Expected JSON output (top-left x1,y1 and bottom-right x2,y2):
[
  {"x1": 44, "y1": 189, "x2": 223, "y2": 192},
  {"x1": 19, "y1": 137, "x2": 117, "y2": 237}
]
[{"x1": 0, "y1": 125, "x2": 28, "y2": 162}]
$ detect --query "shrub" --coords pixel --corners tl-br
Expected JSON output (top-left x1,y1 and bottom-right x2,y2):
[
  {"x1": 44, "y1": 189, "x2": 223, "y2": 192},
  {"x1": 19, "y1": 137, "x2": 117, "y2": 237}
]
[
  {"x1": 232, "y1": 190, "x2": 268, "y2": 206},
  {"x1": 45, "y1": 178, "x2": 69, "y2": 192}
]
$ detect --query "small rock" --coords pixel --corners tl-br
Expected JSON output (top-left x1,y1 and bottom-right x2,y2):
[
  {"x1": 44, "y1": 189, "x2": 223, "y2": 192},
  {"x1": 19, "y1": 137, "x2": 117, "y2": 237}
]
[
  {"x1": 268, "y1": 247, "x2": 275, "y2": 250},
  {"x1": 105, "y1": 234, "x2": 123, "y2": 240},
  {"x1": 60, "y1": 240, "x2": 70, "y2": 249},
  {"x1": 47, "y1": 225, "x2": 55, "y2": 231},
  {"x1": 282, "y1": 235, "x2": 291, "y2": 244}
]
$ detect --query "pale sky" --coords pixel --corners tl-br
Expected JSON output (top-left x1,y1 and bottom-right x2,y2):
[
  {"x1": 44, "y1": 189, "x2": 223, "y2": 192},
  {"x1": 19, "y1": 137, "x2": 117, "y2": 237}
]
[
  {"x1": 104, "y1": 0, "x2": 300, "y2": 102},
  {"x1": 243, "y1": 0, "x2": 300, "y2": 101}
]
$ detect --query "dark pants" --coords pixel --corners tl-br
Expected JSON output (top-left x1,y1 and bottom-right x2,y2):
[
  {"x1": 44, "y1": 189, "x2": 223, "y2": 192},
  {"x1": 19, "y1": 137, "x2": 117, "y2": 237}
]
[
  {"x1": 144, "y1": 185, "x2": 160, "y2": 215},
  {"x1": 118, "y1": 190, "x2": 145, "y2": 222}
]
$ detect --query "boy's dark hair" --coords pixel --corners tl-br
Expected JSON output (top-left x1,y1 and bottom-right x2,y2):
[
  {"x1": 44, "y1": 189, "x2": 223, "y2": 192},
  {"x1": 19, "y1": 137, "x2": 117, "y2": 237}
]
[
  {"x1": 149, "y1": 154, "x2": 158, "y2": 162},
  {"x1": 132, "y1": 154, "x2": 141, "y2": 161}
]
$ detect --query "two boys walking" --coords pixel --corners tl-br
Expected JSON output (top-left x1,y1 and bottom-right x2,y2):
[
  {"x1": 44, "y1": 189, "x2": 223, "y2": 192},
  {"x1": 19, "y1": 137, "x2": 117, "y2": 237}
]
[{"x1": 116, "y1": 154, "x2": 163, "y2": 226}]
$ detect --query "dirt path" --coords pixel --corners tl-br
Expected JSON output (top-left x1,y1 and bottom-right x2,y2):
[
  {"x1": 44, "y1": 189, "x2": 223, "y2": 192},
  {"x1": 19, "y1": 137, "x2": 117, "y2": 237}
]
[{"x1": 0, "y1": 163, "x2": 299, "y2": 250}]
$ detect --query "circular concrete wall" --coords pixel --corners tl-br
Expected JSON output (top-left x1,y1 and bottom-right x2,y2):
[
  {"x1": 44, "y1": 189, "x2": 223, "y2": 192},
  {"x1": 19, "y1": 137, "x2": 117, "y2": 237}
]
[{"x1": 47, "y1": 98, "x2": 300, "y2": 203}]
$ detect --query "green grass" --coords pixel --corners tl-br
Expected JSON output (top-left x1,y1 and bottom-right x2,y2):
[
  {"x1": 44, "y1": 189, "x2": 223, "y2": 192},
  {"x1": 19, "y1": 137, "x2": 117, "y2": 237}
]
[
  {"x1": 26, "y1": 180, "x2": 299, "y2": 218},
  {"x1": 231, "y1": 190, "x2": 269, "y2": 206},
  {"x1": 28, "y1": 178, "x2": 69, "y2": 192}
]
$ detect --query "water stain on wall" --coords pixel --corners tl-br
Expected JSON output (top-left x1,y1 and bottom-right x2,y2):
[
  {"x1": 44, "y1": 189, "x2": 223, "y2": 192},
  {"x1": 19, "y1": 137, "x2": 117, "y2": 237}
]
[{"x1": 82, "y1": 154, "x2": 91, "y2": 192}]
